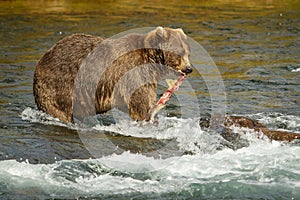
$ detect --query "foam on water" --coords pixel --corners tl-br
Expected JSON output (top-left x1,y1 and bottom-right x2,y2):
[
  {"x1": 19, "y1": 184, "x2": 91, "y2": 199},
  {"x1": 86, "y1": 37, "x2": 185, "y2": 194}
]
[
  {"x1": 21, "y1": 107, "x2": 228, "y2": 155},
  {"x1": 21, "y1": 107, "x2": 72, "y2": 128},
  {"x1": 5, "y1": 107, "x2": 299, "y2": 198},
  {"x1": 246, "y1": 112, "x2": 300, "y2": 133},
  {"x1": 92, "y1": 116, "x2": 225, "y2": 154},
  {"x1": 1, "y1": 141, "x2": 300, "y2": 198},
  {"x1": 291, "y1": 68, "x2": 300, "y2": 73}
]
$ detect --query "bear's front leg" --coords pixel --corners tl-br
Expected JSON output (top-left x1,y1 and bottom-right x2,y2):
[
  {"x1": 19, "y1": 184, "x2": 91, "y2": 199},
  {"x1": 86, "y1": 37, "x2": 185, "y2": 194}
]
[{"x1": 128, "y1": 83, "x2": 157, "y2": 121}]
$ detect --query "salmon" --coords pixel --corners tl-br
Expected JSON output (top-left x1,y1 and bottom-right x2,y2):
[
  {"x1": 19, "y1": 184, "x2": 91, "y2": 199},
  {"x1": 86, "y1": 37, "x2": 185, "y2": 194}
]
[{"x1": 146, "y1": 75, "x2": 186, "y2": 122}]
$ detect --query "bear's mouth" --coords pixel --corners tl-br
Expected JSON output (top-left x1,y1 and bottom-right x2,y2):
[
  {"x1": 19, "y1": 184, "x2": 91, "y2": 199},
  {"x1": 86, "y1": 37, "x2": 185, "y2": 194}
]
[
  {"x1": 167, "y1": 64, "x2": 193, "y2": 76},
  {"x1": 177, "y1": 70, "x2": 187, "y2": 76}
]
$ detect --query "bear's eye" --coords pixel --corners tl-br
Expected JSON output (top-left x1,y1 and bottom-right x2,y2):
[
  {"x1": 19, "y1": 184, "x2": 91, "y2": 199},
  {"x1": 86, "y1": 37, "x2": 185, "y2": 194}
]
[{"x1": 170, "y1": 58, "x2": 180, "y2": 66}]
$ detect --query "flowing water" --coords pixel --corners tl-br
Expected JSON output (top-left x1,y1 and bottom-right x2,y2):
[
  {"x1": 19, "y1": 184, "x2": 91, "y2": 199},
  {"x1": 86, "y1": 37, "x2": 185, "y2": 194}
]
[{"x1": 0, "y1": 0, "x2": 300, "y2": 199}]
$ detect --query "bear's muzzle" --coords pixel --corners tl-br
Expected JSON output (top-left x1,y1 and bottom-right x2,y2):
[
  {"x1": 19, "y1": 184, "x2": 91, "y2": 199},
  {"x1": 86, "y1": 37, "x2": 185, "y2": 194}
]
[{"x1": 182, "y1": 65, "x2": 193, "y2": 75}]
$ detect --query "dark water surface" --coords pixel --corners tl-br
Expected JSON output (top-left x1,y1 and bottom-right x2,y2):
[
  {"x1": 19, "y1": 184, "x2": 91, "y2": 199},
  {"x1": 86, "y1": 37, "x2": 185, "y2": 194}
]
[{"x1": 0, "y1": 0, "x2": 300, "y2": 199}]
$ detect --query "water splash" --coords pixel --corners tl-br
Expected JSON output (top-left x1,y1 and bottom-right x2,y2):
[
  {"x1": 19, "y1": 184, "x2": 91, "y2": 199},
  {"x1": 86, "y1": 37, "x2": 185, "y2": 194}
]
[
  {"x1": 21, "y1": 107, "x2": 70, "y2": 128},
  {"x1": 246, "y1": 112, "x2": 300, "y2": 132},
  {"x1": 20, "y1": 107, "x2": 233, "y2": 155},
  {"x1": 2, "y1": 108, "x2": 297, "y2": 198},
  {"x1": 1, "y1": 141, "x2": 300, "y2": 199},
  {"x1": 21, "y1": 107, "x2": 300, "y2": 156}
]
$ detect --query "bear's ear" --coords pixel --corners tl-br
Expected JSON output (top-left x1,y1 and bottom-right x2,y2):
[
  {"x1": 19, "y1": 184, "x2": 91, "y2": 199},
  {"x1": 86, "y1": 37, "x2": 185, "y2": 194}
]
[
  {"x1": 176, "y1": 28, "x2": 187, "y2": 39},
  {"x1": 144, "y1": 26, "x2": 167, "y2": 48},
  {"x1": 155, "y1": 26, "x2": 166, "y2": 39}
]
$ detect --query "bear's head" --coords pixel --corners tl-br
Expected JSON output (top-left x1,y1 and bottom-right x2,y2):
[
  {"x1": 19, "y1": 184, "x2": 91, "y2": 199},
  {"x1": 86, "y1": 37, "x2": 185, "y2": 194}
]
[{"x1": 144, "y1": 27, "x2": 193, "y2": 76}]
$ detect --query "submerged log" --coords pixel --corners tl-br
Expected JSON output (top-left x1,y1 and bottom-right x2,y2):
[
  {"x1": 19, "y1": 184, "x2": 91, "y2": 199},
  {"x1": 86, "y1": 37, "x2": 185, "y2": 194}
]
[{"x1": 201, "y1": 115, "x2": 300, "y2": 142}]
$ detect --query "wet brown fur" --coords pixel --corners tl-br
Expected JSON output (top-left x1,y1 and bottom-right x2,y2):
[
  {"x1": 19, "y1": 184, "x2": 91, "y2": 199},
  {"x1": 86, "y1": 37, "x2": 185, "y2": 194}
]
[
  {"x1": 33, "y1": 34, "x2": 104, "y2": 122},
  {"x1": 34, "y1": 27, "x2": 192, "y2": 123}
]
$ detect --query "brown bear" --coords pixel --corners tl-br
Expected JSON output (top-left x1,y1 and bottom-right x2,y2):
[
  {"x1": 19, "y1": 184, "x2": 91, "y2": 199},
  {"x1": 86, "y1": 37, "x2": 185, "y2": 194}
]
[
  {"x1": 33, "y1": 27, "x2": 299, "y2": 144},
  {"x1": 33, "y1": 27, "x2": 193, "y2": 123}
]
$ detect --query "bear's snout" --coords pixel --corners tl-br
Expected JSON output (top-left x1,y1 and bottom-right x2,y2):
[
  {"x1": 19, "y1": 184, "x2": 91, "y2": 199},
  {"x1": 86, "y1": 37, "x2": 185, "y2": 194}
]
[{"x1": 182, "y1": 65, "x2": 193, "y2": 75}]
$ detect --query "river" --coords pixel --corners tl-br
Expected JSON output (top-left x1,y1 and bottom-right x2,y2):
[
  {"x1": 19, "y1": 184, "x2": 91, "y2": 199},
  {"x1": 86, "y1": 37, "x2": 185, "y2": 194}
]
[{"x1": 0, "y1": 0, "x2": 299, "y2": 199}]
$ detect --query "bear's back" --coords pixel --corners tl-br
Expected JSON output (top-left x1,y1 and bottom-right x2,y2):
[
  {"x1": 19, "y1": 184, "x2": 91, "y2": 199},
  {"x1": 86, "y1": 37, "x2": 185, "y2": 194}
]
[{"x1": 33, "y1": 34, "x2": 104, "y2": 122}]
